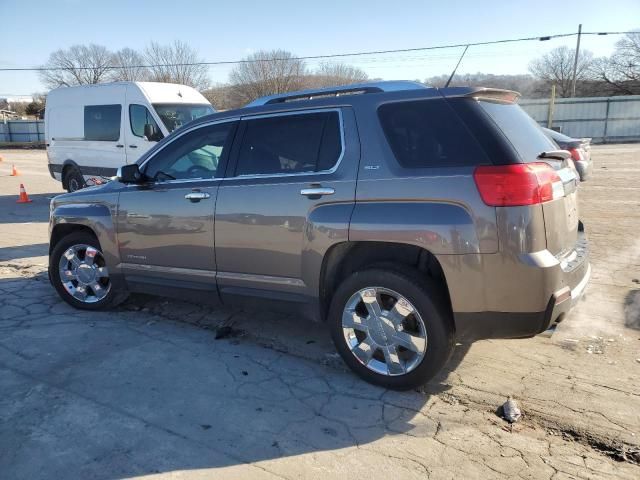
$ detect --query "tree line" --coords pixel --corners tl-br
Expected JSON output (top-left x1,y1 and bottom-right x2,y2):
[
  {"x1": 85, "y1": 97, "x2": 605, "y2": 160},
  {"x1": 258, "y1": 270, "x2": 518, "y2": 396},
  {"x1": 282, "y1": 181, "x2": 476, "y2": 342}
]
[
  {"x1": 427, "y1": 31, "x2": 640, "y2": 98},
  {"x1": 16, "y1": 30, "x2": 640, "y2": 113},
  {"x1": 35, "y1": 42, "x2": 368, "y2": 110}
]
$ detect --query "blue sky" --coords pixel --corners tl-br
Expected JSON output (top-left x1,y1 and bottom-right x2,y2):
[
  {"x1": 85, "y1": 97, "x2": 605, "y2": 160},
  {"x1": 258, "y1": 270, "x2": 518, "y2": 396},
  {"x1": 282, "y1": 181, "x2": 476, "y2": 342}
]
[{"x1": 1, "y1": 0, "x2": 639, "y2": 97}]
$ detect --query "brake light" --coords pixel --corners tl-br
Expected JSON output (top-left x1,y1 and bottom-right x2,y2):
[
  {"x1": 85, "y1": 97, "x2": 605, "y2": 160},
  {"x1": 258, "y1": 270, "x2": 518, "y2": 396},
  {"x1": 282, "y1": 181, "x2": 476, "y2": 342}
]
[
  {"x1": 569, "y1": 147, "x2": 582, "y2": 161},
  {"x1": 473, "y1": 163, "x2": 563, "y2": 206}
]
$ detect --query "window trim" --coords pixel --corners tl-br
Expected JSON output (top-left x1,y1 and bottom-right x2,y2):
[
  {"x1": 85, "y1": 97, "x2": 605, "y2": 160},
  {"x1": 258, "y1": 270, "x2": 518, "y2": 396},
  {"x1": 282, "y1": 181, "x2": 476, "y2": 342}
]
[
  {"x1": 84, "y1": 104, "x2": 122, "y2": 142},
  {"x1": 129, "y1": 103, "x2": 161, "y2": 139},
  {"x1": 224, "y1": 108, "x2": 345, "y2": 180},
  {"x1": 135, "y1": 118, "x2": 239, "y2": 186}
]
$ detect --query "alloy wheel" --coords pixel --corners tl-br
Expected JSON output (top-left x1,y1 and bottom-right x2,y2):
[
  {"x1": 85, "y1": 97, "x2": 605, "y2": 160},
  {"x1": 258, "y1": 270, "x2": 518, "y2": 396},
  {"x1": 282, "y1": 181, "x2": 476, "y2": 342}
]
[
  {"x1": 342, "y1": 287, "x2": 427, "y2": 376},
  {"x1": 58, "y1": 244, "x2": 111, "y2": 303}
]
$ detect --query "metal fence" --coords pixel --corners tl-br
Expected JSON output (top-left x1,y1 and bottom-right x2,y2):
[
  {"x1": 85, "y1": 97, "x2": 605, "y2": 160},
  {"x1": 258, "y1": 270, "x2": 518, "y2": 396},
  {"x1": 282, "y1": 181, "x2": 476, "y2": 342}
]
[
  {"x1": 0, "y1": 120, "x2": 45, "y2": 143},
  {"x1": 1, "y1": 98, "x2": 639, "y2": 144},
  {"x1": 519, "y1": 95, "x2": 640, "y2": 143}
]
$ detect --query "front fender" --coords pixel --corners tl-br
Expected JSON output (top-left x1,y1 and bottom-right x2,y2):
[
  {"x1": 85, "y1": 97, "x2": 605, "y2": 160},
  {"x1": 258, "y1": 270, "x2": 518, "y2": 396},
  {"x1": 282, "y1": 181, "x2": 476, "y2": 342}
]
[{"x1": 49, "y1": 200, "x2": 122, "y2": 281}]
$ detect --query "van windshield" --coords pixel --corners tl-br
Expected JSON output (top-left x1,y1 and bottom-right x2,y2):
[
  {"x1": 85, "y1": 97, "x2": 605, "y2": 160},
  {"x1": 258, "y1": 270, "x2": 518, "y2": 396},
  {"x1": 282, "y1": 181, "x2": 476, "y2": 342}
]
[{"x1": 152, "y1": 103, "x2": 215, "y2": 133}]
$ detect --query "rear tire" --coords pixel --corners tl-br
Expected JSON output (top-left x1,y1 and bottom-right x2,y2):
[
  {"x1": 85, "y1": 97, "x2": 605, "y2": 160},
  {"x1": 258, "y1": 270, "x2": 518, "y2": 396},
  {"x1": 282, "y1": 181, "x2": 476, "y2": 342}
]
[
  {"x1": 64, "y1": 166, "x2": 85, "y2": 193},
  {"x1": 49, "y1": 231, "x2": 126, "y2": 310},
  {"x1": 328, "y1": 268, "x2": 454, "y2": 390}
]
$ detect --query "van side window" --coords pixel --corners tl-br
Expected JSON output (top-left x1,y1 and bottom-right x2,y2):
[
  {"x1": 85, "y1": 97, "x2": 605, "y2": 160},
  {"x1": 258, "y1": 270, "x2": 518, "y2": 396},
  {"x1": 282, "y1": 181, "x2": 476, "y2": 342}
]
[
  {"x1": 129, "y1": 104, "x2": 163, "y2": 141},
  {"x1": 378, "y1": 99, "x2": 488, "y2": 168},
  {"x1": 84, "y1": 105, "x2": 122, "y2": 141},
  {"x1": 235, "y1": 111, "x2": 342, "y2": 176}
]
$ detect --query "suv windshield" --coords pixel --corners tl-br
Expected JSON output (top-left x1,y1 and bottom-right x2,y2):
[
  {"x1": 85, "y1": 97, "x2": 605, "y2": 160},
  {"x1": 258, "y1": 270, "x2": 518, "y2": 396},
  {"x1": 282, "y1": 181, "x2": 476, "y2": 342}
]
[
  {"x1": 152, "y1": 103, "x2": 215, "y2": 133},
  {"x1": 478, "y1": 100, "x2": 556, "y2": 162}
]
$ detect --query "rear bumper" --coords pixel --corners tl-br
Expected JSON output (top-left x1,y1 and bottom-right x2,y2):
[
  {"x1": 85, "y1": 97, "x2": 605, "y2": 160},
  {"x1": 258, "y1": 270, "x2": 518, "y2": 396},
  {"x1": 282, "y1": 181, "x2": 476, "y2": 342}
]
[
  {"x1": 453, "y1": 230, "x2": 590, "y2": 341},
  {"x1": 575, "y1": 159, "x2": 592, "y2": 181}
]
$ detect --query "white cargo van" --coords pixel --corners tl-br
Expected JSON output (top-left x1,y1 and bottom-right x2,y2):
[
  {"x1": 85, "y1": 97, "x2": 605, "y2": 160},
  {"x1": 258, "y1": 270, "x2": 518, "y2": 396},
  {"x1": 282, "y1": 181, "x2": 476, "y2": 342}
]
[{"x1": 45, "y1": 81, "x2": 215, "y2": 191}]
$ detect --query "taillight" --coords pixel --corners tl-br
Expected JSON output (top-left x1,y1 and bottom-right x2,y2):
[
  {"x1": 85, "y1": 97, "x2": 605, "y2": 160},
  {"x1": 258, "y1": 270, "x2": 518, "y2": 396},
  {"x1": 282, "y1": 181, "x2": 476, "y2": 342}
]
[
  {"x1": 569, "y1": 147, "x2": 582, "y2": 161},
  {"x1": 473, "y1": 162, "x2": 563, "y2": 206}
]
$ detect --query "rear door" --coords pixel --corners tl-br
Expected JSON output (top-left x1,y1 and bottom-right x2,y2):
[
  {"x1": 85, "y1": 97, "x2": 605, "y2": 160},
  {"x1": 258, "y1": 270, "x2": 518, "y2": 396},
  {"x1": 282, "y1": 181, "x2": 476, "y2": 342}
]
[
  {"x1": 476, "y1": 99, "x2": 580, "y2": 256},
  {"x1": 214, "y1": 108, "x2": 357, "y2": 301},
  {"x1": 81, "y1": 103, "x2": 127, "y2": 176}
]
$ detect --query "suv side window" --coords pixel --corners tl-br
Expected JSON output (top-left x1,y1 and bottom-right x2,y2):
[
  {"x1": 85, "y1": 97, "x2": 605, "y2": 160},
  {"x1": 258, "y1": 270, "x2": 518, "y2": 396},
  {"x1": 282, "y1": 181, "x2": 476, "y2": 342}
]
[
  {"x1": 84, "y1": 104, "x2": 121, "y2": 141},
  {"x1": 378, "y1": 99, "x2": 488, "y2": 168},
  {"x1": 129, "y1": 104, "x2": 163, "y2": 141},
  {"x1": 143, "y1": 122, "x2": 235, "y2": 181},
  {"x1": 235, "y1": 111, "x2": 342, "y2": 176}
]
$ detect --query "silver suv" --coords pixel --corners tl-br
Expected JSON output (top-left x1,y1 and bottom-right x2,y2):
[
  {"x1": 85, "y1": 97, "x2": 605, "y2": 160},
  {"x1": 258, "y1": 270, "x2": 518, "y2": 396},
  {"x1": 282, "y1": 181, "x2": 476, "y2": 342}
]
[{"x1": 49, "y1": 81, "x2": 590, "y2": 390}]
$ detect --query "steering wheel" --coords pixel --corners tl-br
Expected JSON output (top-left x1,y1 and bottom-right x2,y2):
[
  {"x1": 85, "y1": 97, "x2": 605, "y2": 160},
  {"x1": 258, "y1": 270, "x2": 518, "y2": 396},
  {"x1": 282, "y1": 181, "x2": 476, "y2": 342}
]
[{"x1": 186, "y1": 164, "x2": 212, "y2": 178}]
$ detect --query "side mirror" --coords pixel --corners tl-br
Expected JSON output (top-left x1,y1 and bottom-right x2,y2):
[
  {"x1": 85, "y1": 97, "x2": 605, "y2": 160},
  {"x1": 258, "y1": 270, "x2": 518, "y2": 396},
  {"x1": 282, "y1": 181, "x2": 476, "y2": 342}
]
[
  {"x1": 117, "y1": 164, "x2": 142, "y2": 184},
  {"x1": 144, "y1": 123, "x2": 157, "y2": 141}
]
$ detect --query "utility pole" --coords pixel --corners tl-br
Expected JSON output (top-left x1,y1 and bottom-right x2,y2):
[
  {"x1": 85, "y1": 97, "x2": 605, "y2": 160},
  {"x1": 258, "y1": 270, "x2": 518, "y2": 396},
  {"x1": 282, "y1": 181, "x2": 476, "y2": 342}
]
[
  {"x1": 547, "y1": 83, "x2": 556, "y2": 129},
  {"x1": 571, "y1": 24, "x2": 582, "y2": 97}
]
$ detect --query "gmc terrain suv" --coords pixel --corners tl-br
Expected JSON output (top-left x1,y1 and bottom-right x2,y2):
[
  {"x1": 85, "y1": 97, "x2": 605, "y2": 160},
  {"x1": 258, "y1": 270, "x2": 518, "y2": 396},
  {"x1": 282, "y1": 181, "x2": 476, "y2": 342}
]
[{"x1": 49, "y1": 81, "x2": 590, "y2": 390}]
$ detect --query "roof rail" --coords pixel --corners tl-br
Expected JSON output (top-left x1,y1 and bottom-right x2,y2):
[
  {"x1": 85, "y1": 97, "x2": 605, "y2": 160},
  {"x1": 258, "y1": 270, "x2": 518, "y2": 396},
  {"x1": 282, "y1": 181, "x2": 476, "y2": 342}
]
[{"x1": 245, "y1": 80, "x2": 429, "y2": 107}]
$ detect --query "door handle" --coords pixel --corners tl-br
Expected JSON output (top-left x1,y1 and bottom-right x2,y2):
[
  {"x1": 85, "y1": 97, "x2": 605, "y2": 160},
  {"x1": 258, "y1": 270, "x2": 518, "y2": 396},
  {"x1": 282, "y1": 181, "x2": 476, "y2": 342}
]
[
  {"x1": 185, "y1": 191, "x2": 211, "y2": 202},
  {"x1": 129, "y1": 145, "x2": 138, "y2": 149},
  {"x1": 300, "y1": 187, "x2": 335, "y2": 197},
  {"x1": 116, "y1": 144, "x2": 124, "y2": 148},
  {"x1": 126, "y1": 213, "x2": 150, "y2": 220}
]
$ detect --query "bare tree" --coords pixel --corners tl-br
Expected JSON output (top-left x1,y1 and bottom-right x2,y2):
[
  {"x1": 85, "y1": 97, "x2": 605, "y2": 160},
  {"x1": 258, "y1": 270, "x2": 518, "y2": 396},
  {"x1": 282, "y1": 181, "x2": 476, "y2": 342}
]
[
  {"x1": 529, "y1": 46, "x2": 594, "y2": 97},
  {"x1": 144, "y1": 41, "x2": 210, "y2": 90},
  {"x1": 201, "y1": 84, "x2": 245, "y2": 111},
  {"x1": 110, "y1": 47, "x2": 148, "y2": 82},
  {"x1": 229, "y1": 49, "x2": 307, "y2": 104},
  {"x1": 590, "y1": 31, "x2": 640, "y2": 95},
  {"x1": 308, "y1": 62, "x2": 368, "y2": 88},
  {"x1": 39, "y1": 44, "x2": 114, "y2": 89}
]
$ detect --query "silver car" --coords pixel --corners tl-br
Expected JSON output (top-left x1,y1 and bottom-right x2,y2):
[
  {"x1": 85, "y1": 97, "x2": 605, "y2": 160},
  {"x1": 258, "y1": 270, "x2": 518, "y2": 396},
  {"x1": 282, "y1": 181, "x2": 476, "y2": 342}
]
[{"x1": 48, "y1": 81, "x2": 590, "y2": 390}]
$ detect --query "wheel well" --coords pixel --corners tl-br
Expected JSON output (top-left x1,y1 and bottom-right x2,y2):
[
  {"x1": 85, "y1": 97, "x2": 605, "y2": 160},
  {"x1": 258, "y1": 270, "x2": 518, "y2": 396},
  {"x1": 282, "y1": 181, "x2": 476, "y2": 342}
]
[
  {"x1": 61, "y1": 164, "x2": 73, "y2": 189},
  {"x1": 49, "y1": 224, "x2": 97, "y2": 255},
  {"x1": 319, "y1": 242, "x2": 453, "y2": 325}
]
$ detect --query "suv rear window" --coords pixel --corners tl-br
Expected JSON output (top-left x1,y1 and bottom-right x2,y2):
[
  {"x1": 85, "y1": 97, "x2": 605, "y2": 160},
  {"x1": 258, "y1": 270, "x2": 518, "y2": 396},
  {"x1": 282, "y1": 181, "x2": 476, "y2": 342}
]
[
  {"x1": 478, "y1": 101, "x2": 556, "y2": 162},
  {"x1": 378, "y1": 98, "x2": 488, "y2": 169}
]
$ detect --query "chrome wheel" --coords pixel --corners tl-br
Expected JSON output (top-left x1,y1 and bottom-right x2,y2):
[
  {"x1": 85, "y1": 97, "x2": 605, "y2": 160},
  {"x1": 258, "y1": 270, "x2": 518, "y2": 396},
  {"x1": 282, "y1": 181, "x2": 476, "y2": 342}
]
[
  {"x1": 342, "y1": 287, "x2": 427, "y2": 376},
  {"x1": 58, "y1": 244, "x2": 111, "y2": 303}
]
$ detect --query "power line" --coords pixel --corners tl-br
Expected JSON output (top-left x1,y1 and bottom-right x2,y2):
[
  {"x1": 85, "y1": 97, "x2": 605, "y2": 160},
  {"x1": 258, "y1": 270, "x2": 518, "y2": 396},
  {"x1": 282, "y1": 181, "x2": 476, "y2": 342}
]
[{"x1": 0, "y1": 30, "x2": 634, "y2": 73}]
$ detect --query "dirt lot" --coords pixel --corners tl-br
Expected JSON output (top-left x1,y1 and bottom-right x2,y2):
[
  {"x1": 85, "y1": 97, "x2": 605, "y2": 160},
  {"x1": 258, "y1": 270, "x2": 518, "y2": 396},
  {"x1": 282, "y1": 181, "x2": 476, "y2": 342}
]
[{"x1": 0, "y1": 146, "x2": 639, "y2": 479}]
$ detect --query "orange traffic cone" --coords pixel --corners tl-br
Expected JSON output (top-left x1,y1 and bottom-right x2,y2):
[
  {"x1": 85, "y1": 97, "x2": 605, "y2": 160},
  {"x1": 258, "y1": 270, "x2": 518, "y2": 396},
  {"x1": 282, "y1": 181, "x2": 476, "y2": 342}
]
[
  {"x1": 16, "y1": 184, "x2": 32, "y2": 204},
  {"x1": 10, "y1": 164, "x2": 19, "y2": 176},
  {"x1": 0, "y1": 154, "x2": 4, "y2": 162}
]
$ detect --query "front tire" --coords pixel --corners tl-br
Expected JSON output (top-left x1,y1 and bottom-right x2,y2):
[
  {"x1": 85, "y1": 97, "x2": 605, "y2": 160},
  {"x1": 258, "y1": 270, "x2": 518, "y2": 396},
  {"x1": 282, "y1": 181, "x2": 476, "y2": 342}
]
[
  {"x1": 49, "y1": 231, "x2": 125, "y2": 310},
  {"x1": 64, "y1": 166, "x2": 85, "y2": 193},
  {"x1": 328, "y1": 268, "x2": 454, "y2": 390}
]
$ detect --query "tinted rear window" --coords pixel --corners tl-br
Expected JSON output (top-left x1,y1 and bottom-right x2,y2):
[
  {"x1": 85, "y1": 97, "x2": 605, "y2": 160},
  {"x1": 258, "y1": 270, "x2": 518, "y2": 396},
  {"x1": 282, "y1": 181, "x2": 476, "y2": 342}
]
[
  {"x1": 479, "y1": 101, "x2": 556, "y2": 162},
  {"x1": 378, "y1": 99, "x2": 488, "y2": 168}
]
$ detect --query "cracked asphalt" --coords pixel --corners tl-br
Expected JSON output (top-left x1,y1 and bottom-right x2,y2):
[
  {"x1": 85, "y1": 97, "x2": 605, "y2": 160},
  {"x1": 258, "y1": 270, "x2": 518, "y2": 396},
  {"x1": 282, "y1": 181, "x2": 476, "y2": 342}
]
[{"x1": 0, "y1": 146, "x2": 639, "y2": 479}]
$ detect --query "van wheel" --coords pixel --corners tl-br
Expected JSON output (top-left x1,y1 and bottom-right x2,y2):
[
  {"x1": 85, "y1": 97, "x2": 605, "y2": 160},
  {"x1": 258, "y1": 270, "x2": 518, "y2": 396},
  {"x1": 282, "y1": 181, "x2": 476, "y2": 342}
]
[
  {"x1": 64, "y1": 166, "x2": 85, "y2": 192},
  {"x1": 328, "y1": 268, "x2": 454, "y2": 390},
  {"x1": 49, "y1": 231, "x2": 127, "y2": 310}
]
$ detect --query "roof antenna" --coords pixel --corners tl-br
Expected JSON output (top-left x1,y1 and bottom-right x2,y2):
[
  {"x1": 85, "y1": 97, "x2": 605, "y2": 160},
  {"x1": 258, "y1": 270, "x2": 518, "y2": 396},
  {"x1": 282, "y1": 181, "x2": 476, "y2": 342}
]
[{"x1": 444, "y1": 45, "x2": 470, "y2": 88}]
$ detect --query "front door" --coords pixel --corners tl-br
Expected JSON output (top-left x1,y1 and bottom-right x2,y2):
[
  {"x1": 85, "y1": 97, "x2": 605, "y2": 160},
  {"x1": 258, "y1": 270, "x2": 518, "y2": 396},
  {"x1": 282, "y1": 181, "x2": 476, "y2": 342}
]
[
  {"x1": 117, "y1": 120, "x2": 237, "y2": 292},
  {"x1": 215, "y1": 109, "x2": 358, "y2": 301},
  {"x1": 124, "y1": 103, "x2": 164, "y2": 164}
]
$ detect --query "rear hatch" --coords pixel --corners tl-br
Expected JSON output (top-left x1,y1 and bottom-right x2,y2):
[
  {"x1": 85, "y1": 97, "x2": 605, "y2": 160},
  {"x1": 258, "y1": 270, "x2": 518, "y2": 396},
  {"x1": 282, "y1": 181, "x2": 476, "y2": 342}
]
[{"x1": 473, "y1": 94, "x2": 580, "y2": 257}]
